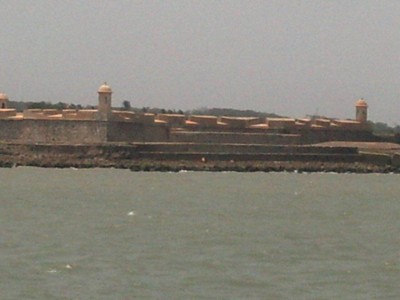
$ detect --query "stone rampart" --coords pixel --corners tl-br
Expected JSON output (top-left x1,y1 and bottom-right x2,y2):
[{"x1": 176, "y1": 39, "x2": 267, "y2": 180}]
[
  {"x1": 128, "y1": 152, "x2": 363, "y2": 163},
  {"x1": 0, "y1": 115, "x2": 377, "y2": 145},
  {"x1": 219, "y1": 117, "x2": 262, "y2": 128},
  {"x1": 130, "y1": 143, "x2": 358, "y2": 155},
  {"x1": 42, "y1": 109, "x2": 61, "y2": 116},
  {"x1": 297, "y1": 128, "x2": 375, "y2": 144},
  {"x1": 0, "y1": 142, "x2": 361, "y2": 163},
  {"x1": 106, "y1": 122, "x2": 169, "y2": 143},
  {"x1": 157, "y1": 114, "x2": 186, "y2": 126},
  {"x1": 267, "y1": 118, "x2": 296, "y2": 129},
  {"x1": 0, "y1": 109, "x2": 17, "y2": 118},
  {"x1": 359, "y1": 152, "x2": 392, "y2": 166},
  {"x1": 170, "y1": 131, "x2": 301, "y2": 144},
  {"x1": 187, "y1": 115, "x2": 218, "y2": 127},
  {"x1": 0, "y1": 119, "x2": 107, "y2": 143},
  {"x1": 0, "y1": 118, "x2": 170, "y2": 144},
  {"x1": 76, "y1": 110, "x2": 98, "y2": 120}
]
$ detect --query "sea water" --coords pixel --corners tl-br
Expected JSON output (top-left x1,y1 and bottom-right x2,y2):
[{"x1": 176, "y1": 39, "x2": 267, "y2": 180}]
[{"x1": 0, "y1": 168, "x2": 399, "y2": 299}]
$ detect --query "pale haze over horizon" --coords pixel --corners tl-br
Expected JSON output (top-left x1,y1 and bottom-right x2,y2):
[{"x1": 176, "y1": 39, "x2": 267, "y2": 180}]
[{"x1": 1, "y1": 1, "x2": 399, "y2": 124}]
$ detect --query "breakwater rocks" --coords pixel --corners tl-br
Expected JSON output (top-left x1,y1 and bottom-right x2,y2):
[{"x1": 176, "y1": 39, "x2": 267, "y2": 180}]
[
  {"x1": 127, "y1": 160, "x2": 396, "y2": 173},
  {"x1": 0, "y1": 142, "x2": 399, "y2": 173}
]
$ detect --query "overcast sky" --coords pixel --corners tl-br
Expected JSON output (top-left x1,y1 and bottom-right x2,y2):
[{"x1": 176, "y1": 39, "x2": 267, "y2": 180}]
[{"x1": 0, "y1": 1, "x2": 399, "y2": 123}]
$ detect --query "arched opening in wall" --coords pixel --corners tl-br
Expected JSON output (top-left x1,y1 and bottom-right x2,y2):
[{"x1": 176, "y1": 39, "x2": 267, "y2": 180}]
[{"x1": 1, "y1": 103, "x2": 4, "y2": 108}]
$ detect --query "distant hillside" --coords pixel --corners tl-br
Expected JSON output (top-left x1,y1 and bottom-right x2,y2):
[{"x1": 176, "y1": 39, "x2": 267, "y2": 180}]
[{"x1": 186, "y1": 107, "x2": 282, "y2": 118}]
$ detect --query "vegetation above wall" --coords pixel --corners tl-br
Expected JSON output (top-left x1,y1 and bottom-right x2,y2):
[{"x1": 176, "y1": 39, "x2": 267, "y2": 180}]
[
  {"x1": 9, "y1": 101, "x2": 94, "y2": 111},
  {"x1": 185, "y1": 107, "x2": 282, "y2": 119},
  {"x1": 369, "y1": 121, "x2": 400, "y2": 135}
]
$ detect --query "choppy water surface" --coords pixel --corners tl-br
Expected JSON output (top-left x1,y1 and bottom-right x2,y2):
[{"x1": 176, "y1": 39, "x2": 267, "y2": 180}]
[{"x1": 0, "y1": 168, "x2": 399, "y2": 299}]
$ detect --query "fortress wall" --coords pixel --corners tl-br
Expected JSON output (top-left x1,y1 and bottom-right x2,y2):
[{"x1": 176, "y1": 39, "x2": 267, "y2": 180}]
[
  {"x1": 62, "y1": 109, "x2": 78, "y2": 119},
  {"x1": 374, "y1": 134, "x2": 400, "y2": 144},
  {"x1": 267, "y1": 118, "x2": 297, "y2": 129},
  {"x1": 0, "y1": 143, "x2": 365, "y2": 167},
  {"x1": 111, "y1": 111, "x2": 136, "y2": 121},
  {"x1": 188, "y1": 115, "x2": 218, "y2": 127},
  {"x1": 62, "y1": 109, "x2": 77, "y2": 115},
  {"x1": 0, "y1": 119, "x2": 107, "y2": 144},
  {"x1": 296, "y1": 119, "x2": 312, "y2": 127},
  {"x1": 0, "y1": 109, "x2": 17, "y2": 118},
  {"x1": 314, "y1": 119, "x2": 331, "y2": 127},
  {"x1": 127, "y1": 152, "x2": 363, "y2": 163},
  {"x1": 23, "y1": 109, "x2": 46, "y2": 119},
  {"x1": 42, "y1": 109, "x2": 61, "y2": 116},
  {"x1": 110, "y1": 113, "x2": 156, "y2": 124},
  {"x1": 332, "y1": 120, "x2": 371, "y2": 131},
  {"x1": 219, "y1": 117, "x2": 262, "y2": 128},
  {"x1": 106, "y1": 122, "x2": 169, "y2": 142},
  {"x1": 63, "y1": 114, "x2": 81, "y2": 120},
  {"x1": 297, "y1": 128, "x2": 375, "y2": 144},
  {"x1": 133, "y1": 113, "x2": 156, "y2": 124},
  {"x1": 131, "y1": 143, "x2": 358, "y2": 155},
  {"x1": 169, "y1": 131, "x2": 301, "y2": 144},
  {"x1": 0, "y1": 119, "x2": 24, "y2": 140},
  {"x1": 0, "y1": 118, "x2": 377, "y2": 145},
  {"x1": 170, "y1": 127, "x2": 376, "y2": 145},
  {"x1": 157, "y1": 114, "x2": 186, "y2": 126},
  {"x1": 359, "y1": 152, "x2": 392, "y2": 166},
  {"x1": 76, "y1": 110, "x2": 98, "y2": 120}
]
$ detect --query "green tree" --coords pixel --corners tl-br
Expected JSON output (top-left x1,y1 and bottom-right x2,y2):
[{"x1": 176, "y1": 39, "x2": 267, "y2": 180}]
[{"x1": 122, "y1": 100, "x2": 131, "y2": 111}]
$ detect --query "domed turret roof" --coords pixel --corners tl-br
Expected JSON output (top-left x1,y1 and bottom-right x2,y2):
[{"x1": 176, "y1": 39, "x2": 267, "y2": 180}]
[
  {"x1": 0, "y1": 93, "x2": 8, "y2": 100},
  {"x1": 98, "y1": 82, "x2": 112, "y2": 93},
  {"x1": 355, "y1": 98, "x2": 368, "y2": 107}
]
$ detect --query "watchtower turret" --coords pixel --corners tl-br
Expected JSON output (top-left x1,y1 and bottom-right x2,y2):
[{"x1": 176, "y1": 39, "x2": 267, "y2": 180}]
[
  {"x1": 355, "y1": 98, "x2": 368, "y2": 123},
  {"x1": 97, "y1": 82, "x2": 112, "y2": 120},
  {"x1": 0, "y1": 93, "x2": 9, "y2": 109}
]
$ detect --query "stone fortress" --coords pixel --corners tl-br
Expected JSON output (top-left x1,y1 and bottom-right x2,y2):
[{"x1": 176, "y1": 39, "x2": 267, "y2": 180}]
[{"x1": 0, "y1": 83, "x2": 373, "y2": 145}]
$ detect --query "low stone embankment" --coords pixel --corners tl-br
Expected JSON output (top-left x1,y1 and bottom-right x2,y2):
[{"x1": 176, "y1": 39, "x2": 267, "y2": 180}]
[{"x1": 0, "y1": 142, "x2": 399, "y2": 173}]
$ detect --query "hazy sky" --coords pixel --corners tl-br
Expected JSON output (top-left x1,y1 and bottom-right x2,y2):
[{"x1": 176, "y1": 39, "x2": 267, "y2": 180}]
[{"x1": 0, "y1": 1, "x2": 399, "y2": 123}]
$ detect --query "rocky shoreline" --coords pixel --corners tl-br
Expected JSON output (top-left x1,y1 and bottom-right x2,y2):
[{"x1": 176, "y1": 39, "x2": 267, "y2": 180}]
[
  {"x1": 0, "y1": 142, "x2": 399, "y2": 173},
  {"x1": 0, "y1": 158, "x2": 397, "y2": 174}
]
